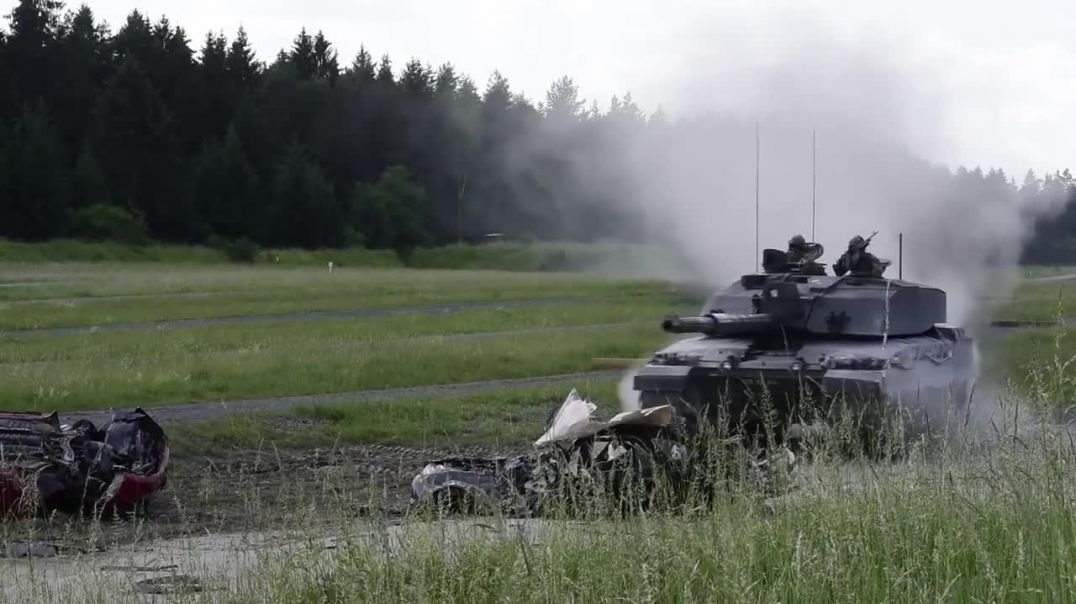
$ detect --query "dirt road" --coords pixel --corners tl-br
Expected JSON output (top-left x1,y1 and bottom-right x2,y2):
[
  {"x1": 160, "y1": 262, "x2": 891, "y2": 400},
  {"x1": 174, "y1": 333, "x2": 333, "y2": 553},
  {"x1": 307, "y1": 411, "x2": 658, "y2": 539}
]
[
  {"x1": 60, "y1": 370, "x2": 622, "y2": 425},
  {"x1": 4, "y1": 297, "x2": 589, "y2": 337}
]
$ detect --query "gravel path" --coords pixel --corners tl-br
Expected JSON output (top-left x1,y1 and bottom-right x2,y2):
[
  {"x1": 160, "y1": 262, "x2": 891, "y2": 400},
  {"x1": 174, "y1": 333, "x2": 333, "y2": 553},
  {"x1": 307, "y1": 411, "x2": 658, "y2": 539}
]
[
  {"x1": 987, "y1": 319, "x2": 1067, "y2": 329},
  {"x1": 3, "y1": 297, "x2": 588, "y2": 337},
  {"x1": 1027, "y1": 272, "x2": 1076, "y2": 282},
  {"x1": 61, "y1": 370, "x2": 623, "y2": 425},
  {"x1": 5, "y1": 290, "x2": 231, "y2": 305}
]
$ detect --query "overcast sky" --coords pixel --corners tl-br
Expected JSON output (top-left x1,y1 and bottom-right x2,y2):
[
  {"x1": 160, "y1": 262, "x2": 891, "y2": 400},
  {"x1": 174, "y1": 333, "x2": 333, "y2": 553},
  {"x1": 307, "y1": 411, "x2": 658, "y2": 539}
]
[{"x1": 82, "y1": 0, "x2": 1075, "y2": 176}]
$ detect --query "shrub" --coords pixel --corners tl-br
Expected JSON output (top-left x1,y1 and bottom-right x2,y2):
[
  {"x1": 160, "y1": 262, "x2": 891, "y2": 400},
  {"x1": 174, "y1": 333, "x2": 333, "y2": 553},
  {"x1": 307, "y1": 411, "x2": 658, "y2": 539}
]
[
  {"x1": 222, "y1": 237, "x2": 260, "y2": 263},
  {"x1": 67, "y1": 204, "x2": 148, "y2": 244}
]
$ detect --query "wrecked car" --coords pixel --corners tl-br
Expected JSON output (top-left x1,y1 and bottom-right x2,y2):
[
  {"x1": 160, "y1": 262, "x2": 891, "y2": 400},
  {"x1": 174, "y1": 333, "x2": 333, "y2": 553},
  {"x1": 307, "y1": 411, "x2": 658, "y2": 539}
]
[
  {"x1": 410, "y1": 390, "x2": 791, "y2": 516},
  {"x1": 0, "y1": 409, "x2": 169, "y2": 517}
]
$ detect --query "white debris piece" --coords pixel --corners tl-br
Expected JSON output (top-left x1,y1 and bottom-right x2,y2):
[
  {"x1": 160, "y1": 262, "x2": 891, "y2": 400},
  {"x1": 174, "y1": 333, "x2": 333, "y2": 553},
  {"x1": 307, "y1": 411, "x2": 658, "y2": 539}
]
[{"x1": 534, "y1": 389, "x2": 674, "y2": 447}]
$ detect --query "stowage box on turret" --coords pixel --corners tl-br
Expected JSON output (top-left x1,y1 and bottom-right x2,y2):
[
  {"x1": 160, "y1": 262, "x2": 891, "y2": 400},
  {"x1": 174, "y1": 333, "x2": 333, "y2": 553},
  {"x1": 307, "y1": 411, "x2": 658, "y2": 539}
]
[{"x1": 634, "y1": 236, "x2": 975, "y2": 443}]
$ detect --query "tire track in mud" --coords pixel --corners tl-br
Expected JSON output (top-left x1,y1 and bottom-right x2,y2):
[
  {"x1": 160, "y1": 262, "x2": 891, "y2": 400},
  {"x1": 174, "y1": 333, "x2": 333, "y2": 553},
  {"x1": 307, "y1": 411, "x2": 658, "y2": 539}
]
[
  {"x1": 1, "y1": 297, "x2": 589, "y2": 337},
  {"x1": 60, "y1": 370, "x2": 623, "y2": 425}
]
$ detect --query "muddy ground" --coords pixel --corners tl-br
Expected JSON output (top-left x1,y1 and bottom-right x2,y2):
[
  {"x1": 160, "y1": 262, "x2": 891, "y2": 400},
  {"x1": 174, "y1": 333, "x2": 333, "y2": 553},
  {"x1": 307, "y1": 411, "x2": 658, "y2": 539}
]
[{"x1": 2, "y1": 426, "x2": 521, "y2": 557}]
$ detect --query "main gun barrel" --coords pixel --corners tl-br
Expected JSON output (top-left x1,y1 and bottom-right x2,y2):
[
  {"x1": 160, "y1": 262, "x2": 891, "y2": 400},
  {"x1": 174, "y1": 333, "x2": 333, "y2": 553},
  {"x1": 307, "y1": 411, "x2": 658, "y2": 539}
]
[{"x1": 662, "y1": 313, "x2": 776, "y2": 337}]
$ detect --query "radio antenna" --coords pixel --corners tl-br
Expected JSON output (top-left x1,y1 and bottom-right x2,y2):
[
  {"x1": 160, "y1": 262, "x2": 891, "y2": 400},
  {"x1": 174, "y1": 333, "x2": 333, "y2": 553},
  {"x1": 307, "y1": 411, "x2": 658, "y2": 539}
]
[
  {"x1": 899, "y1": 232, "x2": 904, "y2": 280},
  {"x1": 755, "y1": 121, "x2": 760, "y2": 272},
  {"x1": 811, "y1": 129, "x2": 817, "y2": 242}
]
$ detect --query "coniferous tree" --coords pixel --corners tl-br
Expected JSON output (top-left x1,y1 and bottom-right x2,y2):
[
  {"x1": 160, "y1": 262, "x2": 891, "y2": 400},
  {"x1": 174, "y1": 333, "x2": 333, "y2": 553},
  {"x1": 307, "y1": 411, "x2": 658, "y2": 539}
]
[
  {"x1": 289, "y1": 28, "x2": 316, "y2": 80},
  {"x1": 53, "y1": 5, "x2": 109, "y2": 149},
  {"x1": 199, "y1": 31, "x2": 230, "y2": 139},
  {"x1": 0, "y1": 29, "x2": 10, "y2": 118},
  {"x1": 312, "y1": 31, "x2": 338, "y2": 83},
  {"x1": 434, "y1": 63, "x2": 458, "y2": 97},
  {"x1": 91, "y1": 56, "x2": 190, "y2": 238},
  {"x1": 399, "y1": 59, "x2": 432, "y2": 98},
  {"x1": 0, "y1": 102, "x2": 68, "y2": 239},
  {"x1": 350, "y1": 46, "x2": 375, "y2": 82},
  {"x1": 190, "y1": 125, "x2": 259, "y2": 240},
  {"x1": 267, "y1": 143, "x2": 344, "y2": 247},
  {"x1": 544, "y1": 76, "x2": 585, "y2": 122},
  {"x1": 110, "y1": 11, "x2": 152, "y2": 65},
  {"x1": 4, "y1": 0, "x2": 62, "y2": 106},
  {"x1": 70, "y1": 139, "x2": 109, "y2": 208},
  {"x1": 226, "y1": 26, "x2": 260, "y2": 88},
  {"x1": 375, "y1": 55, "x2": 394, "y2": 84}
]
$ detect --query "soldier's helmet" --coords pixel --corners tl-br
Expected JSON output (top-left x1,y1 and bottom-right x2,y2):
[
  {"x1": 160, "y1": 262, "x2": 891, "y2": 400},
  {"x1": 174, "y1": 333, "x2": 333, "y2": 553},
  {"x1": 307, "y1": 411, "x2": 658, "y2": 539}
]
[
  {"x1": 849, "y1": 235, "x2": 866, "y2": 249},
  {"x1": 789, "y1": 234, "x2": 806, "y2": 248}
]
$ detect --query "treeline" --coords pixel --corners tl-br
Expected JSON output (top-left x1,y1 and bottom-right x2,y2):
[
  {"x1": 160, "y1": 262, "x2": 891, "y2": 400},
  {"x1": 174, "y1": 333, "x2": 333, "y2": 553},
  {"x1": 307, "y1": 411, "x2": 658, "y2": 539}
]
[
  {"x1": 0, "y1": 0, "x2": 1074, "y2": 262},
  {"x1": 1022, "y1": 171, "x2": 1076, "y2": 264},
  {"x1": 0, "y1": 0, "x2": 652, "y2": 255}
]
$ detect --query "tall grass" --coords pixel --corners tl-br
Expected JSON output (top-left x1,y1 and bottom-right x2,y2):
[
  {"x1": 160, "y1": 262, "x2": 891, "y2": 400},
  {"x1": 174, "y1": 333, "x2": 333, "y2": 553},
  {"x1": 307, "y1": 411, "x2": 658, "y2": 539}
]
[
  {"x1": 241, "y1": 404, "x2": 1076, "y2": 603},
  {"x1": 994, "y1": 280, "x2": 1076, "y2": 322}
]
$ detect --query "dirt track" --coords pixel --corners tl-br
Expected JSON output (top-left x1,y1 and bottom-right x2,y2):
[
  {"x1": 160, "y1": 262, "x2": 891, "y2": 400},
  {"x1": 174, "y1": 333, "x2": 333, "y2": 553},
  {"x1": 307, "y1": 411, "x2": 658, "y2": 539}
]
[
  {"x1": 1028, "y1": 272, "x2": 1076, "y2": 282},
  {"x1": 2, "y1": 296, "x2": 587, "y2": 337},
  {"x1": 60, "y1": 370, "x2": 622, "y2": 426}
]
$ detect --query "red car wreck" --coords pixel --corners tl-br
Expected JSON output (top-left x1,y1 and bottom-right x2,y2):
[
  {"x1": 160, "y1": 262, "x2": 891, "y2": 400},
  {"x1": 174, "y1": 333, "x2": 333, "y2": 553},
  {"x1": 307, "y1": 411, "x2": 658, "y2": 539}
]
[{"x1": 0, "y1": 409, "x2": 168, "y2": 518}]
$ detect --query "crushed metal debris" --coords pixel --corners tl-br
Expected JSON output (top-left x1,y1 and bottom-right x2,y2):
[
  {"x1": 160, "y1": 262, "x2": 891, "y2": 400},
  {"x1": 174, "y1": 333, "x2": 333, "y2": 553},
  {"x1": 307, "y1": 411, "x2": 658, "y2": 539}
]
[
  {"x1": 0, "y1": 408, "x2": 169, "y2": 518},
  {"x1": 410, "y1": 390, "x2": 794, "y2": 516}
]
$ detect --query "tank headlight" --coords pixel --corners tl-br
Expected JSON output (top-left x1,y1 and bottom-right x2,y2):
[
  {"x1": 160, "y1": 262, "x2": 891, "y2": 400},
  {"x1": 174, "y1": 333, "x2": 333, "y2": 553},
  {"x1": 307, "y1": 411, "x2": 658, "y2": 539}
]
[
  {"x1": 720, "y1": 357, "x2": 737, "y2": 371},
  {"x1": 790, "y1": 359, "x2": 804, "y2": 373}
]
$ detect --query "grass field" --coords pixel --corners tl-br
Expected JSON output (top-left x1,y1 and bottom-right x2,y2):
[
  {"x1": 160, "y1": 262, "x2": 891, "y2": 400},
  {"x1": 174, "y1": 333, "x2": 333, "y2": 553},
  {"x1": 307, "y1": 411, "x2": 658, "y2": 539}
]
[
  {"x1": 992, "y1": 279, "x2": 1076, "y2": 322},
  {"x1": 166, "y1": 380, "x2": 622, "y2": 453},
  {"x1": 0, "y1": 263, "x2": 684, "y2": 411},
  {"x1": 0, "y1": 263, "x2": 682, "y2": 330},
  {"x1": 0, "y1": 325, "x2": 664, "y2": 411}
]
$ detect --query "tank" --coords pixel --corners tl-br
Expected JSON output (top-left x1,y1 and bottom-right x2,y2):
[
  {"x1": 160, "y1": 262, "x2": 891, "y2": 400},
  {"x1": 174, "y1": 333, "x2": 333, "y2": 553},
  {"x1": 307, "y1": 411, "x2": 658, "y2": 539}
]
[{"x1": 633, "y1": 239, "x2": 975, "y2": 445}]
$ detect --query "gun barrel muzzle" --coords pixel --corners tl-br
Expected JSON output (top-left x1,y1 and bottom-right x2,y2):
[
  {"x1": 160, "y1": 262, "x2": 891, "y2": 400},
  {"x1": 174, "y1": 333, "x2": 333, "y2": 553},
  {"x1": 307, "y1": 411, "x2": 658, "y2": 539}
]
[{"x1": 662, "y1": 313, "x2": 776, "y2": 337}]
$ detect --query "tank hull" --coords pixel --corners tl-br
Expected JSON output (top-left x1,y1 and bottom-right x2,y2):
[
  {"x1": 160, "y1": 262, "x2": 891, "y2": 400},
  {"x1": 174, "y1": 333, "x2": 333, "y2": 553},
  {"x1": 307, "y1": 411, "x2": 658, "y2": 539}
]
[{"x1": 635, "y1": 328, "x2": 975, "y2": 444}]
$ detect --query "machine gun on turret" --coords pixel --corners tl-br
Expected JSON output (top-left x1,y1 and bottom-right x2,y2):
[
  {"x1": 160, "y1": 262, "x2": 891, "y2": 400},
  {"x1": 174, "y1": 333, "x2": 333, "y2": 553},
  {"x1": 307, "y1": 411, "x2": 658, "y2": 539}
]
[{"x1": 854, "y1": 231, "x2": 879, "y2": 250}]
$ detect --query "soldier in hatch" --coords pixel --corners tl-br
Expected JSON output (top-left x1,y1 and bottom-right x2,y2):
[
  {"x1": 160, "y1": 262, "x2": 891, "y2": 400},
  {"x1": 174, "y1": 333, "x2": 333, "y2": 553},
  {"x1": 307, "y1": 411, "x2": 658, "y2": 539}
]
[
  {"x1": 786, "y1": 234, "x2": 809, "y2": 264},
  {"x1": 834, "y1": 234, "x2": 885, "y2": 277}
]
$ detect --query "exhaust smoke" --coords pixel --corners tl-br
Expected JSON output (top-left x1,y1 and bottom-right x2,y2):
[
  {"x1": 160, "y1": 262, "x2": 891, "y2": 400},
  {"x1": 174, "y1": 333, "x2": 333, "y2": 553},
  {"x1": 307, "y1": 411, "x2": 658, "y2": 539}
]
[{"x1": 590, "y1": 25, "x2": 1070, "y2": 411}]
